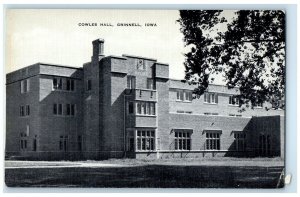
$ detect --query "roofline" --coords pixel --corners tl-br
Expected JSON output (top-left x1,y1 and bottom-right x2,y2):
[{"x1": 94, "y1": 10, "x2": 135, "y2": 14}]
[
  {"x1": 6, "y1": 62, "x2": 83, "y2": 75},
  {"x1": 122, "y1": 54, "x2": 157, "y2": 61},
  {"x1": 38, "y1": 62, "x2": 83, "y2": 70},
  {"x1": 169, "y1": 78, "x2": 240, "y2": 89}
]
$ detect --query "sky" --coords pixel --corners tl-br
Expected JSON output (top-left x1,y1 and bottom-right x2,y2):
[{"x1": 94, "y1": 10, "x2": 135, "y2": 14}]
[
  {"x1": 5, "y1": 9, "x2": 187, "y2": 79},
  {"x1": 5, "y1": 9, "x2": 235, "y2": 81}
]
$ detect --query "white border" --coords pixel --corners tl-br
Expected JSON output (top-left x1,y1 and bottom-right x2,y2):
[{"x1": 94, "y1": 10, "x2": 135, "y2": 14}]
[{"x1": 1, "y1": 0, "x2": 299, "y2": 195}]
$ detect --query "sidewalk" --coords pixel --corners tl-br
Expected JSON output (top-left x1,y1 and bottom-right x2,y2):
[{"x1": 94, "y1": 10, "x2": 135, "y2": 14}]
[{"x1": 5, "y1": 157, "x2": 284, "y2": 169}]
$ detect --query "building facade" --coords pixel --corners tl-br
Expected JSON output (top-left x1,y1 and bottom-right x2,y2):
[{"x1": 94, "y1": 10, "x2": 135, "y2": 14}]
[{"x1": 6, "y1": 39, "x2": 285, "y2": 160}]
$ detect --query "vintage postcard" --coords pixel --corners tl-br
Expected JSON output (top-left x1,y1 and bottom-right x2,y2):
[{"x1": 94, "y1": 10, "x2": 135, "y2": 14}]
[{"x1": 5, "y1": 9, "x2": 285, "y2": 188}]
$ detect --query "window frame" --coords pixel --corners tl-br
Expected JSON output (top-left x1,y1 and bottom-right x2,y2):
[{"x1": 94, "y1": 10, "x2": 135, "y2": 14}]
[
  {"x1": 127, "y1": 75, "x2": 136, "y2": 89},
  {"x1": 135, "y1": 101, "x2": 156, "y2": 116},
  {"x1": 204, "y1": 92, "x2": 218, "y2": 104},
  {"x1": 136, "y1": 129, "x2": 155, "y2": 152},
  {"x1": 229, "y1": 95, "x2": 239, "y2": 106},
  {"x1": 233, "y1": 131, "x2": 246, "y2": 151},
  {"x1": 86, "y1": 79, "x2": 92, "y2": 91},
  {"x1": 53, "y1": 103, "x2": 63, "y2": 116},
  {"x1": 174, "y1": 130, "x2": 192, "y2": 151},
  {"x1": 205, "y1": 131, "x2": 221, "y2": 150},
  {"x1": 52, "y1": 77, "x2": 63, "y2": 90}
]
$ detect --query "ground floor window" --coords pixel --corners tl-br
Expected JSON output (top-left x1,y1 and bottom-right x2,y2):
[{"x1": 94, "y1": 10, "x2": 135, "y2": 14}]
[
  {"x1": 259, "y1": 134, "x2": 272, "y2": 156},
  {"x1": 136, "y1": 130, "x2": 155, "y2": 151},
  {"x1": 234, "y1": 132, "x2": 246, "y2": 151},
  {"x1": 205, "y1": 131, "x2": 221, "y2": 150},
  {"x1": 174, "y1": 130, "x2": 191, "y2": 150},
  {"x1": 33, "y1": 138, "x2": 37, "y2": 151},
  {"x1": 59, "y1": 135, "x2": 68, "y2": 152},
  {"x1": 20, "y1": 139, "x2": 27, "y2": 150}
]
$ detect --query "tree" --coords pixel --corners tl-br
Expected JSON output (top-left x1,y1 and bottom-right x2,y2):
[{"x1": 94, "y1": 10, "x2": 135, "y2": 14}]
[{"x1": 177, "y1": 10, "x2": 285, "y2": 110}]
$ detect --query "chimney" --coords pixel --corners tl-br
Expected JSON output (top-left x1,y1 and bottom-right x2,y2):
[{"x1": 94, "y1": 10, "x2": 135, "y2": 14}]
[{"x1": 92, "y1": 38, "x2": 105, "y2": 62}]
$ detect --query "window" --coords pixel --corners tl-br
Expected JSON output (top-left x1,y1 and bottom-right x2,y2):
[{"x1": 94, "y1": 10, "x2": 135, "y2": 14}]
[
  {"x1": 20, "y1": 106, "x2": 25, "y2": 116},
  {"x1": 136, "y1": 101, "x2": 156, "y2": 115},
  {"x1": 53, "y1": 103, "x2": 63, "y2": 115},
  {"x1": 174, "y1": 130, "x2": 191, "y2": 150},
  {"x1": 137, "y1": 59, "x2": 145, "y2": 70},
  {"x1": 147, "y1": 78, "x2": 156, "y2": 90},
  {"x1": 26, "y1": 105, "x2": 30, "y2": 116},
  {"x1": 234, "y1": 132, "x2": 246, "y2": 151},
  {"x1": 184, "y1": 91, "x2": 193, "y2": 101},
  {"x1": 259, "y1": 134, "x2": 272, "y2": 156},
  {"x1": 176, "y1": 90, "x2": 184, "y2": 101},
  {"x1": 229, "y1": 95, "x2": 239, "y2": 106},
  {"x1": 136, "y1": 130, "x2": 155, "y2": 151},
  {"x1": 127, "y1": 76, "x2": 136, "y2": 89},
  {"x1": 20, "y1": 131, "x2": 28, "y2": 151},
  {"x1": 53, "y1": 78, "x2": 63, "y2": 90},
  {"x1": 20, "y1": 79, "x2": 30, "y2": 93},
  {"x1": 204, "y1": 92, "x2": 218, "y2": 104},
  {"x1": 20, "y1": 105, "x2": 30, "y2": 116},
  {"x1": 254, "y1": 102, "x2": 263, "y2": 108},
  {"x1": 66, "y1": 104, "x2": 76, "y2": 116},
  {"x1": 127, "y1": 102, "x2": 134, "y2": 114},
  {"x1": 59, "y1": 135, "x2": 68, "y2": 152},
  {"x1": 205, "y1": 131, "x2": 221, "y2": 150},
  {"x1": 66, "y1": 79, "x2": 75, "y2": 91},
  {"x1": 86, "y1": 79, "x2": 92, "y2": 91},
  {"x1": 20, "y1": 139, "x2": 27, "y2": 150},
  {"x1": 176, "y1": 90, "x2": 192, "y2": 101},
  {"x1": 33, "y1": 137, "x2": 37, "y2": 151},
  {"x1": 78, "y1": 135, "x2": 82, "y2": 151},
  {"x1": 272, "y1": 100, "x2": 284, "y2": 109}
]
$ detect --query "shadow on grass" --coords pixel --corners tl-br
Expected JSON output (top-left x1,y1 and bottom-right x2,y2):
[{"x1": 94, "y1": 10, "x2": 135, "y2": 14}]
[{"x1": 5, "y1": 165, "x2": 284, "y2": 188}]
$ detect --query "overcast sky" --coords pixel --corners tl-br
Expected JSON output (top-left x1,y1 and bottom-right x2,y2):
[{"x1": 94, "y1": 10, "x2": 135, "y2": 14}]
[
  {"x1": 6, "y1": 9, "x2": 235, "y2": 82},
  {"x1": 5, "y1": 10, "x2": 186, "y2": 79}
]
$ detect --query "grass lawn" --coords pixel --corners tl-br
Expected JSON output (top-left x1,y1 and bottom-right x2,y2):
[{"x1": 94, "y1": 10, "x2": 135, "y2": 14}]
[{"x1": 5, "y1": 158, "x2": 284, "y2": 188}]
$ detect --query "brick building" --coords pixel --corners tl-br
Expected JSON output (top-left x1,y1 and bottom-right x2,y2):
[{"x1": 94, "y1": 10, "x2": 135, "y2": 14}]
[{"x1": 5, "y1": 39, "x2": 284, "y2": 160}]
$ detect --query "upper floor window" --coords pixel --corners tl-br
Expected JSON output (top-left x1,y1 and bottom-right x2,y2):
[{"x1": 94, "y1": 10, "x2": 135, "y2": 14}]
[
  {"x1": 204, "y1": 92, "x2": 218, "y2": 104},
  {"x1": 127, "y1": 76, "x2": 136, "y2": 89},
  {"x1": 86, "y1": 79, "x2": 92, "y2": 91},
  {"x1": 127, "y1": 102, "x2": 134, "y2": 114},
  {"x1": 137, "y1": 59, "x2": 146, "y2": 70},
  {"x1": 53, "y1": 78, "x2": 63, "y2": 90},
  {"x1": 136, "y1": 101, "x2": 155, "y2": 115},
  {"x1": 53, "y1": 103, "x2": 63, "y2": 115},
  {"x1": 66, "y1": 79, "x2": 75, "y2": 91},
  {"x1": 229, "y1": 95, "x2": 239, "y2": 106},
  {"x1": 66, "y1": 104, "x2": 76, "y2": 116},
  {"x1": 174, "y1": 130, "x2": 192, "y2": 150},
  {"x1": 176, "y1": 90, "x2": 192, "y2": 102},
  {"x1": 20, "y1": 105, "x2": 30, "y2": 117},
  {"x1": 272, "y1": 100, "x2": 284, "y2": 110},
  {"x1": 147, "y1": 78, "x2": 156, "y2": 90},
  {"x1": 20, "y1": 79, "x2": 30, "y2": 93},
  {"x1": 254, "y1": 102, "x2": 263, "y2": 108}
]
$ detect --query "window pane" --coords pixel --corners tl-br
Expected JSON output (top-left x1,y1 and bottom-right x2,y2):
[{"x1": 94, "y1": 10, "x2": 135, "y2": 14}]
[
  {"x1": 142, "y1": 138, "x2": 146, "y2": 150},
  {"x1": 129, "y1": 102, "x2": 134, "y2": 114},
  {"x1": 58, "y1": 104, "x2": 62, "y2": 115},
  {"x1": 71, "y1": 104, "x2": 75, "y2": 116},
  {"x1": 53, "y1": 104, "x2": 57, "y2": 114},
  {"x1": 71, "y1": 80, "x2": 75, "y2": 91}
]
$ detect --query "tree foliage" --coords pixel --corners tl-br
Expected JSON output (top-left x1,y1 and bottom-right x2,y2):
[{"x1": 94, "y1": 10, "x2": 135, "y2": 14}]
[{"x1": 178, "y1": 10, "x2": 285, "y2": 110}]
